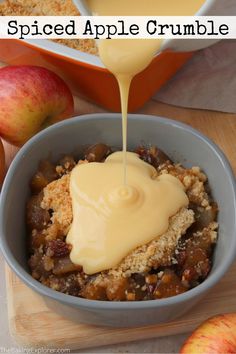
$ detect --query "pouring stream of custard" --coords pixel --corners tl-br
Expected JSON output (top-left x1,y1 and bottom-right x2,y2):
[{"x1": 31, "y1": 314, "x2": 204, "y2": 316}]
[
  {"x1": 67, "y1": 0, "x2": 205, "y2": 274},
  {"x1": 88, "y1": 0, "x2": 205, "y2": 184}
]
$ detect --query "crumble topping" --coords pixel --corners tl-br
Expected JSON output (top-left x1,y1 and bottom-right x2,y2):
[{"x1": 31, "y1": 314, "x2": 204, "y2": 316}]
[
  {"x1": 41, "y1": 168, "x2": 195, "y2": 274},
  {"x1": 0, "y1": 0, "x2": 98, "y2": 55},
  {"x1": 41, "y1": 174, "x2": 72, "y2": 237},
  {"x1": 160, "y1": 163, "x2": 210, "y2": 208},
  {"x1": 110, "y1": 207, "x2": 194, "y2": 277},
  {"x1": 27, "y1": 145, "x2": 218, "y2": 301}
]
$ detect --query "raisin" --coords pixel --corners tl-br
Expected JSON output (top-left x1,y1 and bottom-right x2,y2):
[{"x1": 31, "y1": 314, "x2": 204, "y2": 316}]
[
  {"x1": 84, "y1": 143, "x2": 112, "y2": 162},
  {"x1": 47, "y1": 239, "x2": 72, "y2": 258},
  {"x1": 59, "y1": 156, "x2": 76, "y2": 172},
  {"x1": 136, "y1": 145, "x2": 172, "y2": 168}
]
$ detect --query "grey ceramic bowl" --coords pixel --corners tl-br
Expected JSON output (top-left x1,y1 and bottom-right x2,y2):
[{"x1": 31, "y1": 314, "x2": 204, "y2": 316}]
[{"x1": 1, "y1": 114, "x2": 236, "y2": 327}]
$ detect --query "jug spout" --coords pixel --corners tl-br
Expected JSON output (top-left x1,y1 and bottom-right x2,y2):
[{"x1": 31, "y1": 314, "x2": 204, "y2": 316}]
[{"x1": 73, "y1": 0, "x2": 236, "y2": 52}]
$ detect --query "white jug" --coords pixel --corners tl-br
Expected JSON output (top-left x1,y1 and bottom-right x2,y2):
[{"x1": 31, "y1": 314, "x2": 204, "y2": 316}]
[{"x1": 73, "y1": 0, "x2": 236, "y2": 52}]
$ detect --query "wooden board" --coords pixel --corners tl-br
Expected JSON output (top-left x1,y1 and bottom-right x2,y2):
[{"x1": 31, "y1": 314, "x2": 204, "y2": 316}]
[{"x1": 4, "y1": 99, "x2": 236, "y2": 350}]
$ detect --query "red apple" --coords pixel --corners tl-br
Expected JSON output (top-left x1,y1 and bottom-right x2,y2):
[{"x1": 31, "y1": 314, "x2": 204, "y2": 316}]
[
  {"x1": 0, "y1": 65, "x2": 74, "y2": 146},
  {"x1": 180, "y1": 314, "x2": 236, "y2": 354},
  {"x1": 0, "y1": 138, "x2": 5, "y2": 186}
]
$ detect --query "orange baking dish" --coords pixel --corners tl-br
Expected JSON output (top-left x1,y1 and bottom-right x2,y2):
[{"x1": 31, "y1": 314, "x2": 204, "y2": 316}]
[{"x1": 0, "y1": 39, "x2": 192, "y2": 111}]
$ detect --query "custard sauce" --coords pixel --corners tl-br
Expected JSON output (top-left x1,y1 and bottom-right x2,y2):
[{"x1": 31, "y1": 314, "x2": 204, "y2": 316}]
[{"x1": 67, "y1": 0, "x2": 205, "y2": 274}]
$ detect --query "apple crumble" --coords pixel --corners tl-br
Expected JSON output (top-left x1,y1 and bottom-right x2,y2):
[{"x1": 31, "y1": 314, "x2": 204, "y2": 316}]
[
  {"x1": 0, "y1": 0, "x2": 98, "y2": 54},
  {"x1": 26, "y1": 144, "x2": 218, "y2": 301}
]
